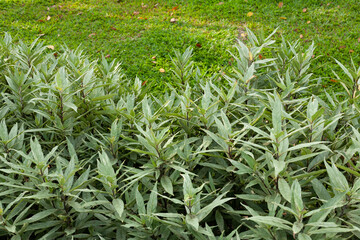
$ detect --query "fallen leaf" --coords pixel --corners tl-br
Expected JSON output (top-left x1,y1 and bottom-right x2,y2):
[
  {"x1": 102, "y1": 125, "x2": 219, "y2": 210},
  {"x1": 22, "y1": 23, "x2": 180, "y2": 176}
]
[
  {"x1": 53, "y1": 52, "x2": 58, "y2": 58},
  {"x1": 105, "y1": 54, "x2": 111, "y2": 58},
  {"x1": 247, "y1": 12, "x2": 253, "y2": 17},
  {"x1": 299, "y1": 34, "x2": 304, "y2": 38},
  {"x1": 38, "y1": 34, "x2": 45, "y2": 37},
  {"x1": 142, "y1": 81, "x2": 147, "y2": 86},
  {"x1": 138, "y1": 17, "x2": 147, "y2": 20},
  {"x1": 280, "y1": 17, "x2": 287, "y2": 20},
  {"x1": 278, "y1": 2, "x2": 283, "y2": 8},
  {"x1": 159, "y1": 68, "x2": 165, "y2": 73},
  {"x1": 259, "y1": 54, "x2": 264, "y2": 59},
  {"x1": 47, "y1": 45, "x2": 55, "y2": 50},
  {"x1": 38, "y1": 19, "x2": 44, "y2": 22},
  {"x1": 327, "y1": 3, "x2": 331, "y2": 6},
  {"x1": 110, "y1": 26, "x2": 117, "y2": 30},
  {"x1": 196, "y1": 43, "x2": 202, "y2": 48},
  {"x1": 172, "y1": 6, "x2": 178, "y2": 11},
  {"x1": 240, "y1": 32, "x2": 247, "y2": 38},
  {"x1": 312, "y1": 55, "x2": 315, "y2": 58},
  {"x1": 133, "y1": 11, "x2": 140, "y2": 15},
  {"x1": 154, "y1": 3, "x2": 159, "y2": 8},
  {"x1": 358, "y1": 37, "x2": 360, "y2": 43},
  {"x1": 218, "y1": 2, "x2": 224, "y2": 5},
  {"x1": 152, "y1": 61, "x2": 157, "y2": 64},
  {"x1": 293, "y1": 28, "x2": 299, "y2": 32},
  {"x1": 88, "y1": 33, "x2": 96, "y2": 37},
  {"x1": 77, "y1": 12, "x2": 83, "y2": 15},
  {"x1": 152, "y1": 56, "x2": 156, "y2": 59},
  {"x1": 170, "y1": 18, "x2": 177, "y2": 23},
  {"x1": 349, "y1": 49, "x2": 354, "y2": 53},
  {"x1": 339, "y1": 45, "x2": 346, "y2": 49},
  {"x1": 46, "y1": 15, "x2": 51, "y2": 21},
  {"x1": 142, "y1": 3, "x2": 148, "y2": 8},
  {"x1": 302, "y1": 8, "x2": 307, "y2": 12},
  {"x1": 47, "y1": 7, "x2": 50, "y2": 11},
  {"x1": 307, "y1": 20, "x2": 311, "y2": 24},
  {"x1": 330, "y1": 79, "x2": 338, "y2": 83}
]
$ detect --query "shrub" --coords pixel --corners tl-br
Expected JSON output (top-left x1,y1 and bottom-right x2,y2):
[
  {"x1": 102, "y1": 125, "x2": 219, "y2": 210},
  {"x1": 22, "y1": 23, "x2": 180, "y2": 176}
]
[{"x1": 0, "y1": 29, "x2": 360, "y2": 239}]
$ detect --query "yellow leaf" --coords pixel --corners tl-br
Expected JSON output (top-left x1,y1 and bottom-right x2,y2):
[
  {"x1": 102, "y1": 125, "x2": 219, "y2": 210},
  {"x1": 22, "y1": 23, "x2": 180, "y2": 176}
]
[
  {"x1": 47, "y1": 45, "x2": 55, "y2": 50},
  {"x1": 159, "y1": 68, "x2": 165, "y2": 73},
  {"x1": 280, "y1": 17, "x2": 287, "y2": 20},
  {"x1": 46, "y1": 15, "x2": 51, "y2": 21},
  {"x1": 307, "y1": 20, "x2": 311, "y2": 24},
  {"x1": 278, "y1": 2, "x2": 283, "y2": 8},
  {"x1": 249, "y1": 51, "x2": 253, "y2": 61},
  {"x1": 247, "y1": 12, "x2": 253, "y2": 17}
]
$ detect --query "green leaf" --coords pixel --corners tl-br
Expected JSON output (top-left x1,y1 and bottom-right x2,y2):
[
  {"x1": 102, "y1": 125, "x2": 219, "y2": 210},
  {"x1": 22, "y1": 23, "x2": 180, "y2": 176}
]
[
  {"x1": 247, "y1": 216, "x2": 292, "y2": 231},
  {"x1": 278, "y1": 178, "x2": 291, "y2": 203},
  {"x1": 325, "y1": 162, "x2": 349, "y2": 193},
  {"x1": 292, "y1": 221, "x2": 303, "y2": 234},
  {"x1": 135, "y1": 187, "x2": 146, "y2": 216},
  {"x1": 18, "y1": 209, "x2": 57, "y2": 224},
  {"x1": 147, "y1": 183, "x2": 158, "y2": 215},
  {"x1": 113, "y1": 199, "x2": 124, "y2": 218},
  {"x1": 160, "y1": 176, "x2": 173, "y2": 195},
  {"x1": 186, "y1": 214, "x2": 199, "y2": 230}
]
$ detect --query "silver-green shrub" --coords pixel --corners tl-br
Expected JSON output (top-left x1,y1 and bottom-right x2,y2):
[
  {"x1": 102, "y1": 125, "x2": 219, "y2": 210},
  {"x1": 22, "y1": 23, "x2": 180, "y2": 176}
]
[{"x1": 0, "y1": 29, "x2": 360, "y2": 240}]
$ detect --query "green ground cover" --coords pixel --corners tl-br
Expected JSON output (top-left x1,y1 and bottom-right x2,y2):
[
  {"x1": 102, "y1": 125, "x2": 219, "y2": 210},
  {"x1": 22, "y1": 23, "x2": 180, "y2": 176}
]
[{"x1": 0, "y1": 0, "x2": 359, "y2": 91}]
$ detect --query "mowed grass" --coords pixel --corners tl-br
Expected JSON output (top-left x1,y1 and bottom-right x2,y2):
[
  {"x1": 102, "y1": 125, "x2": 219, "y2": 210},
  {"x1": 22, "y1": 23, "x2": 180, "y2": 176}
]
[{"x1": 0, "y1": 0, "x2": 359, "y2": 91}]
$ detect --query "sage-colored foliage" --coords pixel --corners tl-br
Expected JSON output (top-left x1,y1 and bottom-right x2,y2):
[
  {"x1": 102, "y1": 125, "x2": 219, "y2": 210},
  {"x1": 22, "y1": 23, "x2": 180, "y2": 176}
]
[{"x1": 0, "y1": 29, "x2": 360, "y2": 240}]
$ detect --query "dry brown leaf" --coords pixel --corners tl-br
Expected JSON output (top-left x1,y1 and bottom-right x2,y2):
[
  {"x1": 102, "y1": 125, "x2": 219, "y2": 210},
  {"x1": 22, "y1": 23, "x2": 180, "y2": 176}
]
[
  {"x1": 339, "y1": 45, "x2": 346, "y2": 49},
  {"x1": 152, "y1": 56, "x2": 156, "y2": 59},
  {"x1": 47, "y1": 45, "x2": 55, "y2": 50},
  {"x1": 218, "y1": 2, "x2": 224, "y2": 5},
  {"x1": 170, "y1": 18, "x2": 177, "y2": 23},
  {"x1": 88, "y1": 33, "x2": 96, "y2": 37},
  {"x1": 110, "y1": 26, "x2": 117, "y2": 30},
  {"x1": 247, "y1": 12, "x2": 253, "y2": 17},
  {"x1": 159, "y1": 68, "x2": 165, "y2": 73},
  {"x1": 46, "y1": 15, "x2": 51, "y2": 21},
  {"x1": 280, "y1": 17, "x2": 287, "y2": 20},
  {"x1": 133, "y1": 11, "x2": 140, "y2": 15},
  {"x1": 358, "y1": 37, "x2": 360, "y2": 43},
  {"x1": 196, "y1": 43, "x2": 202, "y2": 48},
  {"x1": 278, "y1": 2, "x2": 283, "y2": 8},
  {"x1": 172, "y1": 6, "x2": 179, "y2": 11},
  {"x1": 38, "y1": 34, "x2": 45, "y2": 37},
  {"x1": 152, "y1": 61, "x2": 157, "y2": 64},
  {"x1": 312, "y1": 55, "x2": 315, "y2": 58},
  {"x1": 307, "y1": 20, "x2": 311, "y2": 24},
  {"x1": 299, "y1": 34, "x2": 304, "y2": 38},
  {"x1": 47, "y1": 7, "x2": 50, "y2": 11},
  {"x1": 302, "y1": 8, "x2": 307, "y2": 13},
  {"x1": 349, "y1": 49, "x2": 354, "y2": 53}
]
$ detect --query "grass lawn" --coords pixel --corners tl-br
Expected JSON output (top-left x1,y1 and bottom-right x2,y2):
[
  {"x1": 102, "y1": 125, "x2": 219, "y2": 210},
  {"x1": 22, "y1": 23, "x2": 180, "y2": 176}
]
[{"x1": 0, "y1": 0, "x2": 359, "y2": 91}]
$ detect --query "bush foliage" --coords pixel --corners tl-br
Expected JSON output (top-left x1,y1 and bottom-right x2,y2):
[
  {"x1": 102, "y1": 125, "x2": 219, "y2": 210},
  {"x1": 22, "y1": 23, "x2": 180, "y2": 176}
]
[{"x1": 1, "y1": 30, "x2": 360, "y2": 239}]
